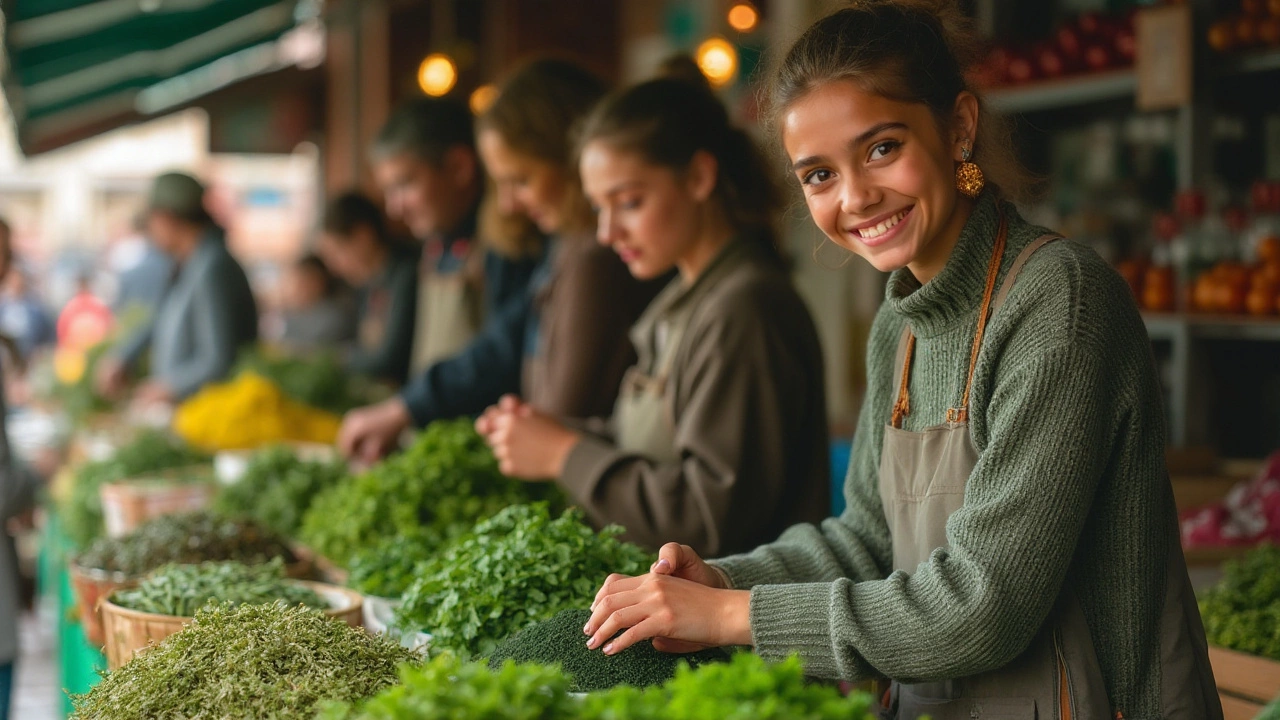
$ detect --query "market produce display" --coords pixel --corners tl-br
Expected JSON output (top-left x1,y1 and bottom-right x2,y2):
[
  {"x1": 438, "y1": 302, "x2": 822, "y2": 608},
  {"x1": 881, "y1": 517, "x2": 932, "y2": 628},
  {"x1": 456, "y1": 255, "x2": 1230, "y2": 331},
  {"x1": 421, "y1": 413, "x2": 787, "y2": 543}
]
[
  {"x1": 317, "y1": 654, "x2": 577, "y2": 720},
  {"x1": 234, "y1": 348, "x2": 385, "y2": 415},
  {"x1": 172, "y1": 372, "x2": 342, "y2": 451},
  {"x1": 70, "y1": 602, "x2": 419, "y2": 719},
  {"x1": 347, "y1": 533, "x2": 436, "y2": 599},
  {"x1": 488, "y1": 609, "x2": 730, "y2": 692},
  {"x1": 75, "y1": 510, "x2": 298, "y2": 577},
  {"x1": 395, "y1": 504, "x2": 651, "y2": 658},
  {"x1": 577, "y1": 653, "x2": 877, "y2": 720},
  {"x1": 300, "y1": 419, "x2": 560, "y2": 569},
  {"x1": 1199, "y1": 544, "x2": 1280, "y2": 660},
  {"x1": 213, "y1": 445, "x2": 348, "y2": 537},
  {"x1": 971, "y1": 9, "x2": 1136, "y2": 89},
  {"x1": 110, "y1": 559, "x2": 324, "y2": 617},
  {"x1": 320, "y1": 653, "x2": 878, "y2": 720},
  {"x1": 62, "y1": 429, "x2": 209, "y2": 549}
]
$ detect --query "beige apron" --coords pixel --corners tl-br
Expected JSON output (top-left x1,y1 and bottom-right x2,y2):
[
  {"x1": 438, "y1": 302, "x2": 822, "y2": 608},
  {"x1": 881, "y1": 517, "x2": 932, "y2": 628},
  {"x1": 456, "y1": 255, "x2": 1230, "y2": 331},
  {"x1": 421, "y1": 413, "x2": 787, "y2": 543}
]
[
  {"x1": 877, "y1": 218, "x2": 1220, "y2": 719},
  {"x1": 613, "y1": 318, "x2": 686, "y2": 463},
  {"x1": 409, "y1": 242, "x2": 484, "y2": 375},
  {"x1": 612, "y1": 241, "x2": 749, "y2": 462}
]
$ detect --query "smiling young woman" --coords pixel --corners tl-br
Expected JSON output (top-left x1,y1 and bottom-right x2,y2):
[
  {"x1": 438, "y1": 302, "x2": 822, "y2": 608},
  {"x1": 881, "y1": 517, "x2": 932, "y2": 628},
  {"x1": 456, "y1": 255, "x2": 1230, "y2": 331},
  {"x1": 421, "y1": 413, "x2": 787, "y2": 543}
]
[
  {"x1": 583, "y1": 3, "x2": 1223, "y2": 719},
  {"x1": 476, "y1": 77, "x2": 831, "y2": 559}
]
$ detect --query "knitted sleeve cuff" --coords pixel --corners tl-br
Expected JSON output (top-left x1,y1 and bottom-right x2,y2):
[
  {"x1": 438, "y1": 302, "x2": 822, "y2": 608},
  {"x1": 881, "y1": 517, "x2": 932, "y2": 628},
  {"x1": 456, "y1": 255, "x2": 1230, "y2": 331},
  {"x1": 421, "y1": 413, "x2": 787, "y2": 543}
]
[
  {"x1": 709, "y1": 554, "x2": 790, "y2": 591},
  {"x1": 749, "y1": 582, "x2": 842, "y2": 679}
]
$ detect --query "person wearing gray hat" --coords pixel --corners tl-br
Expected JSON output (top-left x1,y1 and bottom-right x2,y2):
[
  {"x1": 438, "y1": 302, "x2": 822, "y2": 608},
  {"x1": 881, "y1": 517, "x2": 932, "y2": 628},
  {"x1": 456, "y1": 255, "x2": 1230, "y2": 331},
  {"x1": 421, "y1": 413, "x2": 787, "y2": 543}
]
[{"x1": 97, "y1": 171, "x2": 258, "y2": 404}]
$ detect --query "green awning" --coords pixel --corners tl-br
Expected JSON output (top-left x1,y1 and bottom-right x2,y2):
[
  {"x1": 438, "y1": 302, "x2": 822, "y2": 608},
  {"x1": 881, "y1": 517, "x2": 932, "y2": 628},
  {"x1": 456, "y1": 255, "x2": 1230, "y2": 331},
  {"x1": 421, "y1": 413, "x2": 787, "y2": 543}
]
[{"x1": 1, "y1": 0, "x2": 306, "y2": 155}]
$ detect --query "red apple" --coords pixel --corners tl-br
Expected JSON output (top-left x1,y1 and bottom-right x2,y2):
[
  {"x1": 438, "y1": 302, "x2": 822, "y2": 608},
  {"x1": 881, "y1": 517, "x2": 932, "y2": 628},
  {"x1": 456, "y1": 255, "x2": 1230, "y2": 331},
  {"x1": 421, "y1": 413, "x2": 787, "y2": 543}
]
[
  {"x1": 1036, "y1": 43, "x2": 1067, "y2": 78},
  {"x1": 1078, "y1": 11, "x2": 1104, "y2": 37},
  {"x1": 1057, "y1": 25, "x2": 1084, "y2": 63},
  {"x1": 1083, "y1": 43, "x2": 1114, "y2": 72},
  {"x1": 1114, "y1": 28, "x2": 1137, "y2": 64},
  {"x1": 1007, "y1": 51, "x2": 1038, "y2": 84}
]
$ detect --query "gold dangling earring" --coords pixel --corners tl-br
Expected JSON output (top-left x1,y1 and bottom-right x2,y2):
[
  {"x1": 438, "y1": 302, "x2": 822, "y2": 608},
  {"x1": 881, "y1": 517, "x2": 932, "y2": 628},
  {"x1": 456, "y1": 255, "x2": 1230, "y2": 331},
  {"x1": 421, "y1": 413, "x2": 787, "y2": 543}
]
[{"x1": 955, "y1": 140, "x2": 985, "y2": 199}]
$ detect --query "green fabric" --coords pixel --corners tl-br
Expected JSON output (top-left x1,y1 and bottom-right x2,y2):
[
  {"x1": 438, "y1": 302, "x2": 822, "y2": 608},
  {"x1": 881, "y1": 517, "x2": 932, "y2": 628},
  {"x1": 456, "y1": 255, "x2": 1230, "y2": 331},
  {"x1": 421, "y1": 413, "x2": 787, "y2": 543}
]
[
  {"x1": 40, "y1": 511, "x2": 107, "y2": 717},
  {"x1": 1, "y1": 0, "x2": 298, "y2": 154},
  {"x1": 711, "y1": 192, "x2": 1175, "y2": 716}
]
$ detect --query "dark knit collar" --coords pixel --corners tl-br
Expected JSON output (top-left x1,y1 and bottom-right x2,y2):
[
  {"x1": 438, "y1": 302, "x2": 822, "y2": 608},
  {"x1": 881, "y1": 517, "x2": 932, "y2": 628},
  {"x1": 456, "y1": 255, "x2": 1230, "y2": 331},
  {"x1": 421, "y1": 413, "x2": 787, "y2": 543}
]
[{"x1": 884, "y1": 191, "x2": 1011, "y2": 339}]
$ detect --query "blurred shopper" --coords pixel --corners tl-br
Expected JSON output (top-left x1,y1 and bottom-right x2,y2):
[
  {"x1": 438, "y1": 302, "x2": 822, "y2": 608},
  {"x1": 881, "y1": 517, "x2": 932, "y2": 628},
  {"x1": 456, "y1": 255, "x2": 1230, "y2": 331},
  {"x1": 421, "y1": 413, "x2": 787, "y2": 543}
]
[
  {"x1": 111, "y1": 212, "x2": 174, "y2": 326},
  {"x1": 278, "y1": 253, "x2": 357, "y2": 352},
  {"x1": 97, "y1": 172, "x2": 258, "y2": 404},
  {"x1": 316, "y1": 193, "x2": 414, "y2": 383},
  {"x1": 370, "y1": 96, "x2": 541, "y2": 373},
  {"x1": 0, "y1": 218, "x2": 51, "y2": 720},
  {"x1": 0, "y1": 267, "x2": 54, "y2": 364},
  {"x1": 338, "y1": 59, "x2": 664, "y2": 464}
]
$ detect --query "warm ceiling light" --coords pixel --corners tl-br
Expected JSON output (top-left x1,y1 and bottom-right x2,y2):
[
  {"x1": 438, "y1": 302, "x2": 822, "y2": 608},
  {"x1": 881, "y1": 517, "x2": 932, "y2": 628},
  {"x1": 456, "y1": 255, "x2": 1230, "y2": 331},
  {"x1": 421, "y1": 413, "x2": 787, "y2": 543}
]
[
  {"x1": 469, "y1": 84, "x2": 498, "y2": 115},
  {"x1": 696, "y1": 37, "x2": 738, "y2": 88},
  {"x1": 418, "y1": 53, "x2": 457, "y2": 97},
  {"x1": 727, "y1": 3, "x2": 758, "y2": 33}
]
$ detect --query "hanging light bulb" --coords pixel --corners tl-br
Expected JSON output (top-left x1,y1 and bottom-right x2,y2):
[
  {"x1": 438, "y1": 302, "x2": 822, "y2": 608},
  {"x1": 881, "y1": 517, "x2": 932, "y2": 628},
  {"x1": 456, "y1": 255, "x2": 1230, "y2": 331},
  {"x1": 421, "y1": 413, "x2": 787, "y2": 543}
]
[
  {"x1": 696, "y1": 37, "x2": 738, "y2": 88},
  {"x1": 727, "y1": 3, "x2": 758, "y2": 33},
  {"x1": 469, "y1": 84, "x2": 498, "y2": 115},
  {"x1": 418, "y1": 53, "x2": 458, "y2": 96}
]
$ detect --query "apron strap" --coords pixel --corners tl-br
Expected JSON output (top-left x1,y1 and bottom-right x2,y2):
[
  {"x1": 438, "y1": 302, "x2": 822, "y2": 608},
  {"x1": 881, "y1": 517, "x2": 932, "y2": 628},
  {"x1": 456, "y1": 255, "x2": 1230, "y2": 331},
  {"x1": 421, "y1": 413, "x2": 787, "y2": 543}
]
[
  {"x1": 891, "y1": 210, "x2": 1008, "y2": 429},
  {"x1": 890, "y1": 326, "x2": 915, "y2": 430},
  {"x1": 992, "y1": 233, "x2": 1065, "y2": 313},
  {"x1": 948, "y1": 231, "x2": 1065, "y2": 423}
]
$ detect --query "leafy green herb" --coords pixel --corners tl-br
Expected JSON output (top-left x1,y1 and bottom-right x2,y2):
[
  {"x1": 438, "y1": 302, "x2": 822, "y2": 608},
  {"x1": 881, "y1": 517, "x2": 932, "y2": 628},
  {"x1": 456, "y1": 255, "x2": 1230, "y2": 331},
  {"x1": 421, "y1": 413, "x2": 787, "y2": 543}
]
[
  {"x1": 112, "y1": 559, "x2": 325, "y2": 617},
  {"x1": 347, "y1": 533, "x2": 436, "y2": 599},
  {"x1": 578, "y1": 653, "x2": 878, "y2": 720},
  {"x1": 320, "y1": 652, "x2": 878, "y2": 720},
  {"x1": 213, "y1": 445, "x2": 348, "y2": 537},
  {"x1": 299, "y1": 419, "x2": 562, "y2": 568},
  {"x1": 234, "y1": 348, "x2": 387, "y2": 415},
  {"x1": 395, "y1": 504, "x2": 651, "y2": 658},
  {"x1": 318, "y1": 654, "x2": 577, "y2": 720},
  {"x1": 62, "y1": 429, "x2": 210, "y2": 549},
  {"x1": 70, "y1": 602, "x2": 419, "y2": 719},
  {"x1": 489, "y1": 608, "x2": 729, "y2": 692},
  {"x1": 75, "y1": 510, "x2": 297, "y2": 577},
  {"x1": 1199, "y1": 544, "x2": 1280, "y2": 660}
]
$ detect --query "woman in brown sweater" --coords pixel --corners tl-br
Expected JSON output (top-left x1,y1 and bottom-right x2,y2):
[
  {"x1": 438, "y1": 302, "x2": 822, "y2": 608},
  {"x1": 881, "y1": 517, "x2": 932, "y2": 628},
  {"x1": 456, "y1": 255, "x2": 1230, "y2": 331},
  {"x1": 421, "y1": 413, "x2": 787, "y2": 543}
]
[{"x1": 478, "y1": 78, "x2": 830, "y2": 558}]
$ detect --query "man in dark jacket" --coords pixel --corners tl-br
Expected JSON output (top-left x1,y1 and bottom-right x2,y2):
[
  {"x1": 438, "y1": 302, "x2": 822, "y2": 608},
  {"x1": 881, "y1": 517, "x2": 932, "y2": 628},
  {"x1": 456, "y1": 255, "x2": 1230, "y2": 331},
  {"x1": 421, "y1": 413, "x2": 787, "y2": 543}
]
[{"x1": 336, "y1": 98, "x2": 541, "y2": 462}]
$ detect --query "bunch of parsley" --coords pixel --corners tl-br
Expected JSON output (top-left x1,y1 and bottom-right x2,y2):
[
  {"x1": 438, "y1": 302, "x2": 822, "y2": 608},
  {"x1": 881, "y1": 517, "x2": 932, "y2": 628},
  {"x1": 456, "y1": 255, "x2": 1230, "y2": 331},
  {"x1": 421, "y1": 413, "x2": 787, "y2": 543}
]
[
  {"x1": 394, "y1": 503, "x2": 650, "y2": 659},
  {"x1": 299, "y1": 419, "x2": 560, "y2": 569}
]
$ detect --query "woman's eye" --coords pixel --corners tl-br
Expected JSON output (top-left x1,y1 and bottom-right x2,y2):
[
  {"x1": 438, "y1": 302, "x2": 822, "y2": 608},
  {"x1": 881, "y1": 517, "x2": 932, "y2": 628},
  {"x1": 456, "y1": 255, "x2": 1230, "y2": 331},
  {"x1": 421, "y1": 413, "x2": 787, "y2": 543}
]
[
  {"x1": 870, "y1": 141, "x2": 901, "y2": 161},
  {"x1": 801, "y1": 169, "x2": 833, "y2": 186}
]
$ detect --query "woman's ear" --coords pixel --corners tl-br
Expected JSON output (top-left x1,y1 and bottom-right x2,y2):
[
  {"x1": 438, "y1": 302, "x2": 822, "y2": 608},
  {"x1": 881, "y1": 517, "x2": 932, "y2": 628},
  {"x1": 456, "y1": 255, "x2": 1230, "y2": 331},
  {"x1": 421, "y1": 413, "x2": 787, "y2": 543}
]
[
  {"x1": 951, "y1": 91, "x2": 980, "y2": 162},
  {"x1": 685, "y1": 149, "x2": 720, "y2": 203}
]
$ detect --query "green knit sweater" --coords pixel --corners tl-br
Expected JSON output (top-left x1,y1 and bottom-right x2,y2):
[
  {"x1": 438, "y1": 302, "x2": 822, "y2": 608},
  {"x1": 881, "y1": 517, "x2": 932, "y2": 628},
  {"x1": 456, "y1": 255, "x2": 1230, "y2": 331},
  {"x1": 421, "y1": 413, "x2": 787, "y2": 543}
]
[{"x1": 711, "y1": 192, "x2": 1177, "y2": 715}]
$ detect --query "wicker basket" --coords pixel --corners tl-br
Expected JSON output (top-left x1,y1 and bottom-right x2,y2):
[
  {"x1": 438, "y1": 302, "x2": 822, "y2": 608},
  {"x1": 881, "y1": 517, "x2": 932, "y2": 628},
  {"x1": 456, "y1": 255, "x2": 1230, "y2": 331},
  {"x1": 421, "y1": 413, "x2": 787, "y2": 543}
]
[
  {"x1": 100, "y1": 581, "x2": 364, "y2": 669},
  {"x1": 99, "y1": 469, "x2": 216, "y2": 537},
  {"x1": 69, "y1": 556, "x2": 311, "y2": 648},
  {"x1": 68, "y1": 563, "x2": 135, "y2": 647}
]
